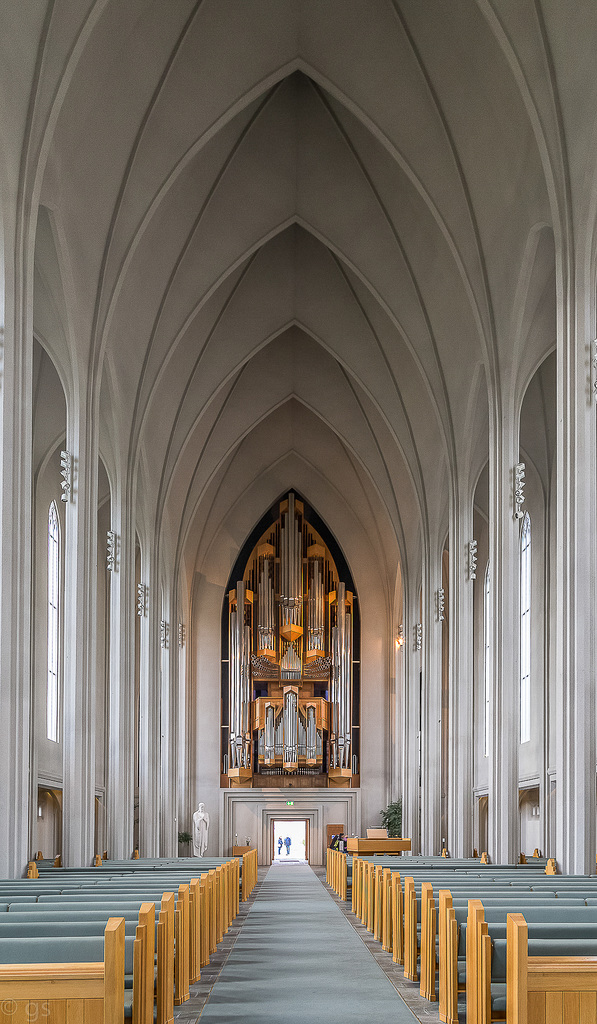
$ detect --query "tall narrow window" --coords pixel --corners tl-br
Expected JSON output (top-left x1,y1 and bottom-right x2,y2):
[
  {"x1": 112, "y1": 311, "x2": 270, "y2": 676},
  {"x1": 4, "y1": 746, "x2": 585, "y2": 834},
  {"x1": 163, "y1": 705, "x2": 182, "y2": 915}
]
[
  {"x1": 484, "y1": 560, "x2": 491, "y2": 757},
  {"x1": 47, "y1": 501, "x2": 60, "y2": 742},
  {"x1": 520, "y1": 512, "x2": 531, "y2": 743}
]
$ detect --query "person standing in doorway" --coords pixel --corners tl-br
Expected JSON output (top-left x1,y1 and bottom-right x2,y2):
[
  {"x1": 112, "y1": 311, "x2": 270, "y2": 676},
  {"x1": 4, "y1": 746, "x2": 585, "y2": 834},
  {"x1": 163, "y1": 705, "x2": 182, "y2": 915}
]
[
  {"x1": 277, "y1": 837, "x2": 283, "y2": 856},
  {"x1": 284, "y1": 836, "x2": 291, "y2": 856}
]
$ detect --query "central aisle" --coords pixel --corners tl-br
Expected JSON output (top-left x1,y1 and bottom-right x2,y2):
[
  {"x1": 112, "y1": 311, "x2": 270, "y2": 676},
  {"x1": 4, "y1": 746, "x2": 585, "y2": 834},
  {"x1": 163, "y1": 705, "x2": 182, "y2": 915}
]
[{"x1": 199, "y1": 862, "x2": 419, "y2": 1022}]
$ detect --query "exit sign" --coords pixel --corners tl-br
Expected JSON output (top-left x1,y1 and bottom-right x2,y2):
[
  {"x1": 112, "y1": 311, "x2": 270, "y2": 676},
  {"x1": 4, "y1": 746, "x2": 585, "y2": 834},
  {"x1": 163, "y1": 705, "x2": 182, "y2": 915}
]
[{"x1": 286, "y1": 800, "x2": 294, "y2": 806}]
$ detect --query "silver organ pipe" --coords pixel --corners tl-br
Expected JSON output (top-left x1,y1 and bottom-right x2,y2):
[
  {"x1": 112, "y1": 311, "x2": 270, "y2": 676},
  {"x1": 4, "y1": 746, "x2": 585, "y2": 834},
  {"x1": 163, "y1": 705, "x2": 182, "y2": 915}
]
[
  {"x1": 275, "y1": 714, "x2": 284, "y2": 757},
  {"x1": 308, "y1": 558, "x2": 324, "y2": 650},
  {"x1": 258, "y1": 557, "x2": 275, "y2": 651},
  {"x1": 298, "y1": 711, "x2": 307, "y2": 757},
  {"x1": 229, "y1": 607, "x2": 239, "y2": 768},
  {"x1": 330, "y1": 623, "x2": 339, "y2": 768},
  {"x1": 306, "y1": 705, "x2": 317, "y2": 759},
  {"x1": 335, "y1": 583, "x2": 352, "y2": 770},
  {"x1": 281, "y1": 494, "x2": 302, "y2": 628},
  {"x1": 265, "y1": 705, "x2": 275, "y2": 762},
  {"x1": 283, "y1": 688, "x2": 298, "y2": 766},
  {"x1": 229, "y1": 581, "x2": 252, "y2": 770}
]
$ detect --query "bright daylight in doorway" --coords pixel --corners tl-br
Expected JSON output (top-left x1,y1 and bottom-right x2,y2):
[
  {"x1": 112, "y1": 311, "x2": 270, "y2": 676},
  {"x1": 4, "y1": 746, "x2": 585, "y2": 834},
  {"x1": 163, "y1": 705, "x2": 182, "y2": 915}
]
[{"x1": 273, "y1": 820, "x2": 307, "y2": 861}]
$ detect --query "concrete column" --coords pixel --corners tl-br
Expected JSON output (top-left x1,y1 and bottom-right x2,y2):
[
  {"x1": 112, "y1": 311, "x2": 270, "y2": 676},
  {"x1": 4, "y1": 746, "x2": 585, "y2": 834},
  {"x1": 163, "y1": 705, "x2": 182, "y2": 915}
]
[
  {"x1": 400, "y1": 584, "x2": 420, "y2": 852},
  {"x1": 0, "y1": 243, "x2": 33, "y2": 877},
  {"x1": 159, "y1": 590, "x2": 177, "y2": 857},
  {"x1": 447, "y1": 482, "x2": 474, "y2": 857},
  {"x1": 488, "y1": 396, "x2": 520, "y2": 865},
  {"x1": 555, "y1": 265, "x2": 596, "y2": 874},
  {"x1": 420, "y1": 553, "x2": 442, "y2": 856},
  {"x1": 138, "y1": 551, "x2": 160, "y2": 855},
  {"x1": 62, "y1": 401, "x2": 97, "y2": 867},
  {"x1": 106, "y1": 492, "x2": 135, "y2": 860}
]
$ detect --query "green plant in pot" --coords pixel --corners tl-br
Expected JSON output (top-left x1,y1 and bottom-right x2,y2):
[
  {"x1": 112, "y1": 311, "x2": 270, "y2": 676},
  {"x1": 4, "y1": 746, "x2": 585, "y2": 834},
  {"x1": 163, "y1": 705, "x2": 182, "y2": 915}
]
[
  {"x1": 178, "y1": 830, "x2": 192, "y2": 846},
  {"x1": 380, "y1": 799, "x2": 402, "y2": 838}
]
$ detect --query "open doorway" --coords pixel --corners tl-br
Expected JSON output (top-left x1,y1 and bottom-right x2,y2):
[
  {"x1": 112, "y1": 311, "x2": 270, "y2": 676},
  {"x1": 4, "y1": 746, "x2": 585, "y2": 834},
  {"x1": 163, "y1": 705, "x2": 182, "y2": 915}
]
[{"x1": 272, "y1": 819, "x2": 308, "y2": 862}]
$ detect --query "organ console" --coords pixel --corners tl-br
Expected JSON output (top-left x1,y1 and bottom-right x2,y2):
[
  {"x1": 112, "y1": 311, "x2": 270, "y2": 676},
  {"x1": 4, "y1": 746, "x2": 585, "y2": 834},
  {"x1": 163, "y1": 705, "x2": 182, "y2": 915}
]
[{"x1": 223, "y1": 493, "x2": 358, "y2": 788}]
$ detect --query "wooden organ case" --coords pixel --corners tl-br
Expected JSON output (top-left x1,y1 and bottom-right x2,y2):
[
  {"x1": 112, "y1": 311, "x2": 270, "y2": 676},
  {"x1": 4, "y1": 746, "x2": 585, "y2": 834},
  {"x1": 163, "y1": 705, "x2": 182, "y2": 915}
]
[{"x1": 223, "y1": 493, "x2": 359, "y2": 788}]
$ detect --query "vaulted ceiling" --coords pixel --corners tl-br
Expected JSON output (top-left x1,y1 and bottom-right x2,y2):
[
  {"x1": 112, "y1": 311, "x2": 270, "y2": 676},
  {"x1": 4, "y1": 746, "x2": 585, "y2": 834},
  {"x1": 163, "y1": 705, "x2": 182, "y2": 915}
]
[{"x1": 9, "y1": 0, "x2": 586, "y2": 599}]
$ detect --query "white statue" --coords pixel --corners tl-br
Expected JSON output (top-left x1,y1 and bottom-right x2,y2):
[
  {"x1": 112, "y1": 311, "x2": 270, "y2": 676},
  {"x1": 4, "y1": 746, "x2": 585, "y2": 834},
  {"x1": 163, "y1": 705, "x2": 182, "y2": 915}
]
[{"x1": 192, "y1": 803, "x2": 210, "y2": 857}]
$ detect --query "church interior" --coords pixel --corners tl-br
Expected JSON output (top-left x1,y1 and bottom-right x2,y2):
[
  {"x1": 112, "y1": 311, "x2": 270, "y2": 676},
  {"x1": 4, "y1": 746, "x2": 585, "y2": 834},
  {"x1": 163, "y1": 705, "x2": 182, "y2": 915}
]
[{"x1": 2, "y1": 1, "x2": 597, "y2": 1021}]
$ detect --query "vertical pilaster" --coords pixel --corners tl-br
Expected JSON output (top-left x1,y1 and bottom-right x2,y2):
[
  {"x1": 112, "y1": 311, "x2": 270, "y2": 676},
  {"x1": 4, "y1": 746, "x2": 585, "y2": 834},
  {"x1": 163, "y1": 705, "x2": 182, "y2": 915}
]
[
  {"x1": 488, "y1": 396, "x2": 520, "y2": 865},
  {"x1": 447, "y1": 482, "x2": 473, "y2": 857},
  {"x1": 159, "y1": 589, "x2": 177, "y2": 857},
  {"x1": 106, "y1": 491, "x2": 135, "y2": 860},
  {"x1": 0, "y1": 237, "x2": 33, "y2": 877},
  {"x1": 401, "y1": 585, "x2": 420, "y2": 852},
  {"x1": 555, "y1": 260, "x2": 596, "y2": 874},
  {"x1": 138, "y1": 551, "x2": 160, "y2": 855},
  {"x1": 420, "y1": 553, "x2": 442, "y2": 856},
  {"x1": 62, "y1": 400, "x2": 97, "y2": 866}
]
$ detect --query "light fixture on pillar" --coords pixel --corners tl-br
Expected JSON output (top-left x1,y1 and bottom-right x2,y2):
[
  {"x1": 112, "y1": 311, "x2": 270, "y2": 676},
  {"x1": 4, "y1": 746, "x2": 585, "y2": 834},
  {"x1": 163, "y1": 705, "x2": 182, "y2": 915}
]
[
  {"x1": 60, "y1": 450, "x2": 72, "y2": 502},
  {"x1": 436, "y1": 587, "x2": 445, "y2": 622},
  {"x1": 395, "y1": 625, "x2": 404, "y2": 648},
  {"x1": 178, "y1": 622, "x2": 186, "y2": 647},
  {"x1": 593, "y1": 339, "x2": 597, "y2": 400},
  {"x1": 414, "y1": 623, "x2": 422, "y2": 651},
  {"x1": 136, "y1": 583, "x2": 147, "y2": 617},
  {"x1": 160, "y1": 620, "x2": 169, "y2": 649},
  {"x1": 514, "y1": 462, "x2": 526, "y2": 519},
  {"x1": 106, "y1": 531, "x2": 117, "y2": 572},
  {"x1": 468, "y1": 539, "x2": 477, "y2": 581}
]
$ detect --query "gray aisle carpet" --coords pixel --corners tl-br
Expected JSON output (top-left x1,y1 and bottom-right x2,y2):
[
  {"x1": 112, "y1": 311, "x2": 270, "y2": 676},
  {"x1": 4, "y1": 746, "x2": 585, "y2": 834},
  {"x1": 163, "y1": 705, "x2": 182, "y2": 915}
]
[{"x1": 199, "y1": 862, "x2": 419, "y2": 1023}]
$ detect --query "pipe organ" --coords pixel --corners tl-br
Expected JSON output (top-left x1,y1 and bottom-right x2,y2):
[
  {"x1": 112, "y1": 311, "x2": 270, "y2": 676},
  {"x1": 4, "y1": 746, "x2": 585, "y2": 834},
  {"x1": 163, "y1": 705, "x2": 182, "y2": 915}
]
[{"x1": 224, "y1": 493, "x2": 358, "y2": 788}]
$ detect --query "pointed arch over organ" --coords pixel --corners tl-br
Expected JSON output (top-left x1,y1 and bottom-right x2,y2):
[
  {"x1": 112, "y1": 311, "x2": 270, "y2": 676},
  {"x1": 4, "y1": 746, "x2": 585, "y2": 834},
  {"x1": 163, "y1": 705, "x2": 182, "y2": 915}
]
[{"x1": 221, "y1": 491, "x2": 360, "y2": 789}]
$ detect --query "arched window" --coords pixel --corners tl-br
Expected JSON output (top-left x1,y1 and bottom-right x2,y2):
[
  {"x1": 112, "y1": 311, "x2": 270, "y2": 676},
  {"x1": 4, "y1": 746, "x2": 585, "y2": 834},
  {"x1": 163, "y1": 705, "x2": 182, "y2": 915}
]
[
  {"x1": 47, "y1": 501, "x2": 60, "y2": 742},
  {"x1": 484, "y1": 560, "x2": 491, "y2": 758},
  {"x1": 520, "y1": 512, "x2": 531, "y2": 743}
]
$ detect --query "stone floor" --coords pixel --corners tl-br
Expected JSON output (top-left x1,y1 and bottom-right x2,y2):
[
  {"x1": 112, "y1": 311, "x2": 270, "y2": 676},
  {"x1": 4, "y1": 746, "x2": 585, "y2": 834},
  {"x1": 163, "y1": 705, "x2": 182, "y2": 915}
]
[
  {"x1": 173, "y1": 865, "x2": 462, "y2": 1023},
  {"x1": 311, "y1": 866, "x2": 450, "y2": 1024},
  {"x1": 173, "y1": 871, "x2": 265, "y2": 1021}
]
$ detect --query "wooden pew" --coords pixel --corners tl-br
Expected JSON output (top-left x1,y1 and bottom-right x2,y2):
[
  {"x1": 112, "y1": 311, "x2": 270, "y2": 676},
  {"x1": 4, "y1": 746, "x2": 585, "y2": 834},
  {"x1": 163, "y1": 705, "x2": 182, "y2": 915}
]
[
  {"x1": 0, "y1": 917, "x2": 125, "y2": 1024},
  {"x1": 506, "y1": 913, "x2": 597, "y2": 1024}
]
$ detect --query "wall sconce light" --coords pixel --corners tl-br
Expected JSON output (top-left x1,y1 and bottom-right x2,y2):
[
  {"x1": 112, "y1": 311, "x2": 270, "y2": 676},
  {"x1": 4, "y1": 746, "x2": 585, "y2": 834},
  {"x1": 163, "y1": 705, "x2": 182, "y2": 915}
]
[
  {"x1": 468, "y1": 539, "x2": 477, "y2": 581},
  {"x1": 136, "y1": 583, "x2": 147, "y2": 617},
  {"x1": 160, "y1": 620, "x2": 169, "y2": 649},
  {"x1": 514, "y1": 462, "x2": 526, "y2": 519},
  {"x1": 178, "y1": 622, "x2": 186, "y2": 648},
  {"x1": 60, "y1": 450, "x2": 72, "y2": 502},
  {"x1": 106, "y1": 531, "x2": 117, "y2": 572},
  {"x1": 395, "y1": 625, "x2": 404, "y2": 648},
  {"x1": 414, "y1": 623, "x2": 422, "y2": 652},
  {"x1": 436, "y1": 587, "x2": 445, "y2": 622}
]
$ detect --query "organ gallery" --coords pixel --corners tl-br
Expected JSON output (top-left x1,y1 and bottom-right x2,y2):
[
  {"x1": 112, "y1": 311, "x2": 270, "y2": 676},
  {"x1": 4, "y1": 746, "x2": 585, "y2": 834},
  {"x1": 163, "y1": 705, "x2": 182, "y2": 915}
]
[{"x1": 222, "y1": 493, "x2": 359, "y2": 788}]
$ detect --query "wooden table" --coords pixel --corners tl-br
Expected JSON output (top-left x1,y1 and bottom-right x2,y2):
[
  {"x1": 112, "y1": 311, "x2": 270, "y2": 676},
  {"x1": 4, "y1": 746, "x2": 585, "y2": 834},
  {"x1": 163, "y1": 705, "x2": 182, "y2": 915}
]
[
  {"x1": 232, "y1": 845, "x2": 252, "y2": 856},
  {"x1": 346, "y1": 838, "x2": 412, "y2": 855}
]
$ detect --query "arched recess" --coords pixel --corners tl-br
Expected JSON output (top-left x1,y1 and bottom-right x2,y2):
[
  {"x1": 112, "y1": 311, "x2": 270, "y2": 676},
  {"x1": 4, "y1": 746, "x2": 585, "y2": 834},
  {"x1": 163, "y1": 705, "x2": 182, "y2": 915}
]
[
  {"x1": 220, "y1": 489, "x2": 360, "y2": 791},
  {"x1": 517, "y1": 349, "x2": 555, "y2": 857},
  {"x1": 472, "y1": 460, "x2": 490, "y2": 855}
]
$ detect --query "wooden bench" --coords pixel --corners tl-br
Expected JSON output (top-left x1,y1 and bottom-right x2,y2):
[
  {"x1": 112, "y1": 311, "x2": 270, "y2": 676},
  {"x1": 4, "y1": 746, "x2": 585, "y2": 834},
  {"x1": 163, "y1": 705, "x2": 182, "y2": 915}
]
[
  {"x1": 0, "y1": 918, "x2": 125, "y2": 1024},
  {"x1": 506, "y1": 913, "x2": 597, "y2": 1024},
  {"x1": 472, "y1": 906, "x2": 597, "y2": 1024}
]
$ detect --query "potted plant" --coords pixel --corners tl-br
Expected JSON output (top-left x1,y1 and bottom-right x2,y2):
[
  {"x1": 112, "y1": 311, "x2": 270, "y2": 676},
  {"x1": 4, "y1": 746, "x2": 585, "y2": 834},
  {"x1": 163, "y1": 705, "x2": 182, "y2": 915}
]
[
  {"x1": 380, "y1": 799, "x2": 402, "y2": 838},
  {"x1": 178, "y1": 830, "x2": 192, "y2": 851}
]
